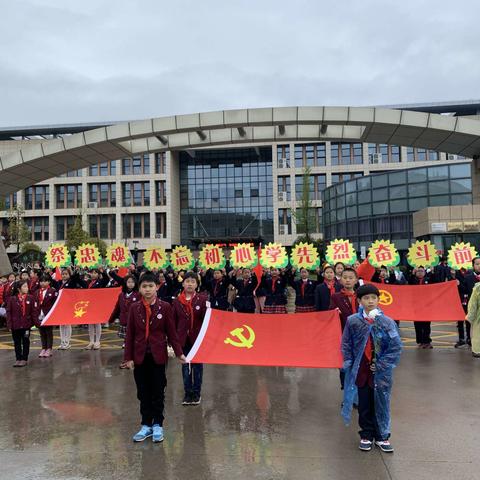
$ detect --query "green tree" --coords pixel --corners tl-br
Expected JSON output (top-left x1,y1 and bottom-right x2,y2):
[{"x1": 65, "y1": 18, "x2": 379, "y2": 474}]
[
  {"x1": 66, "y1": 215, "x2": 107, "y2": 258},
  {"x1": 292, "y1": 167, "x2": 318, "y2": 243},
  {"x1": 7, "y1": 205, "x2": 31, "y2": 254},
  {"x1": 20, "y1": 242, "x2": 42, "y2": 253}
]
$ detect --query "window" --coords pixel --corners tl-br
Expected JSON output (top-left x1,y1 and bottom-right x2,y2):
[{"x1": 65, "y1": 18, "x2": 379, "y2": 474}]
[
  {"x1": 294, "y1": 143, "x2": 326, "y2": 167},
  {"x1": 449, "y1": 164, "x2": 470, "y2": 178},
  {"x1": 155, "y1": 152, "x2": 166, "y2": 174},
  {"x1": 122, "y1": 213, "x2": 150, "y2": 238},
  {"x1": 24, "y1": 217, "x2": 49, "y2": 241},
  {"x1": 278, "y1": 208, "x2": 291, "y2": 234},
  {"x1": 122, "y1": 182, "x2": 150, "y2": 206},
  {"x1": 122, "y1": 154, "x2": 150, "y2": 175},
  {"x1": 331, "y1": 173, "x2": 361, "y2": 184},
  {"x1": 296, "y1": 207, "x2": 321, "y2": 234},
  {"x1": 156, "y1": 213, "x2": 167, "y2": 238},
  {"x1": 4, "y1": 193, "x2": 17, "y2": 210},
  {"x1": 56, "y1": 185, "x2": 82, "y2": 209},
  {"x1": 59, "y1": 169, "x2": 82, "y2": 178},
  {"x1": 369, "y1": 144, "x2": 400, "y2": 163},
  {"x1": 88, "y1": 215, "x2": 116, "y2": 239},
  {"x1": 88, "y1": 184, "x2": 116, "y2": 207},
  {"x1": 56, "y1": 216, "x2": 76, "y2": 240},
  {"x1": 406, "y1": 148, "x2": 439, "y2": 162},
  {"x1": 25, "y1": 186, "x2": 49, "y2": 210},
  {"x1": 277, "y1": 176, "x2": 291, "y2": 201},
  {"x1": 156, "y1": 181, "x2": 167, "y2": 205},
  {"x1": 332, "y1": 143, "x2": 363, "y2": 165},
  {"x1": 277, "y1": 145, "x2": 290, "y2": 167},
  {"x1": 89, "y1": 161, "x2": 116, "y2": 176}
]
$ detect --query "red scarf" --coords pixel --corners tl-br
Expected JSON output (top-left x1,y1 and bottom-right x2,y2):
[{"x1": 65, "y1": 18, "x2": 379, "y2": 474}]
[
  {"x1": 324, "y1": 279, "x2": 336, "y2": 296},
  {"x1": 213, "y1": 279, "x2": 221, "y2": 297},
  {"x1": 178, "y1": 291, "x2": 195, "y2": 331},
  {"x1": 40, "y1": 288, "x2": 47, "y2": 304},
  {"x1": 300, "y1": 279, "x2": 307, "y2": 297},
  {"x1": 142, "y1": 298, "x2": 153, "y2": 340},
  {"x1": 18, "y1": 294, "x2": 27, "y2": 316},
  {"x1": 88, "y1": 280, "x2": 96, "y2": 289},
  {"x1": 365, "y1": 317, "x2": 374, "y2": 363},
  {"x1": 271, "y1": 276, "x2": 278, "y2": 293},
  {"x1": 419, "y1": 278, "x2": 424, "y2": 285},
  {"x1": 341, "y1": 288, "x2": 357, "y2": 314},
  {"x1": 379, "y1": 277, "x2": 385, "y2": 284},
  {"x1": 475, "y1": 274, "x2": 480, "y2": 282}
]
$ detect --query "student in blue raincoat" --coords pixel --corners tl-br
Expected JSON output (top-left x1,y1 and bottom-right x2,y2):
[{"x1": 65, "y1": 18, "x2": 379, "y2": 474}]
[{"x1": 341, "y1": 284, "x2": 402, "y2": 453}]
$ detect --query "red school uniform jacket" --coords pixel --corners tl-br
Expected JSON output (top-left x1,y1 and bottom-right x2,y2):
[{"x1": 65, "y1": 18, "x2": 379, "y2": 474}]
[
  {"x1": 6, "y1": 294, "x2": 39, "y2": 330},
  {"x1": 109, "y1": 291, "x2": 140, "y2": 326},
  {"x1": 329, "y1": 291, "x2": 359, "y2": 331},
  {"x1": 34, "y1": 287, "x2": 58, "y2": 317},
  {"x1": 124, "y1": 298, "x2": 183, "y2": 365},
  {"x1": 172, "y1": 292, "x2": 209, "y2": 347}
]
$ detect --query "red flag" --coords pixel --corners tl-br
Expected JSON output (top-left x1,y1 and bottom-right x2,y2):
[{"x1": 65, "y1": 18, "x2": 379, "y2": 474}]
[
  {"x1": 117, "y1": 267, "x2": 129, "y2": 278},
  {"x1": 253, "y1": 244, "x2": 263, "y2": 293},
  {"x1": 41, "y1": 287, "x2": 121, "y2": 326},
  {"x1": 356, "y1": 258, "x2": 375, "y2": 281},
  {"x1": 367, "y1": 281, "x2": 464, "y2": 322},
  {"x1": 185, "y1": 309, "x2": 343, "y2": 368},
  {"x1": 52, "y1": 267, "x2": 62, "y2": 282}
]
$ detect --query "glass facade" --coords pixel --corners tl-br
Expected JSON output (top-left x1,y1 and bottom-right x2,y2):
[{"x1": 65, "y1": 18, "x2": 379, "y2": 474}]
[
  {"x1": 180, "y1": 147, "x2": 274, "y2": 245},
  {"x1": 322, "y1": 163, "x2": 472, "y2": 250}
]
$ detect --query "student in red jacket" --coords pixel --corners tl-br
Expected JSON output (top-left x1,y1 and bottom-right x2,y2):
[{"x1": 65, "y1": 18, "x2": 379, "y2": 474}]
[
  {"x1": 2, "y1": 272, "x2": 17, "y2": 307},
  {"x1": 124, "y1": 273, "x2": 185, "y2": 443},
  {"x1": 34, "y1": 274, "x2": 58, "y2": 358},
  {"x1": 6, "y1": 280, "x2": 39, "y2": 367},
  {"x1": 109, "y1": 274, "x2": 139, "y2": 368},
  {"x1": 172, "y1": 271, "x2": 209, "y2": 406}
]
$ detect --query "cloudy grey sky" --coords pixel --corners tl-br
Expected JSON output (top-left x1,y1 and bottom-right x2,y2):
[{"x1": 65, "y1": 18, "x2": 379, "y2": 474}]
[{"x1": 1, "y1": 0, "x2": 479, "y2": 127}]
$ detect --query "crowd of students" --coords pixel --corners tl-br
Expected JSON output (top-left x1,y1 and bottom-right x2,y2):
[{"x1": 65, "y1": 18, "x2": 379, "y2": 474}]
[{"x1": 0, "y1": 256, "x2": 478, "y2": 449}]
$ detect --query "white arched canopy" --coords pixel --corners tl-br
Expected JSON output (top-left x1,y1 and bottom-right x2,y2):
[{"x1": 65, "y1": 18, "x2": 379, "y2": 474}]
[{"x1": 1, "y1": 106, "x2": 480, "y2": 194}]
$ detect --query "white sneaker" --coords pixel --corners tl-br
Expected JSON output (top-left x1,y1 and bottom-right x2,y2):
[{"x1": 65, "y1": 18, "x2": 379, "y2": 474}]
[
  {"x1": 84, "y1": 343, "x2": 94, "y2": 350},
  {"x1": 57, "y1": 343, "x2": 65, "y2": 350},
  {"x1": 64, "y1": 342, "x2": 71, "y2": 350},
  {"x1": 93, "y1": 342, "x2": 101, "y2": 350}
]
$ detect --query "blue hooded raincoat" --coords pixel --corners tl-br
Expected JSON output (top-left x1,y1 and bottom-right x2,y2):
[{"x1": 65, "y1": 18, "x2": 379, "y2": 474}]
[{"x1": 341, "y1": 306, "x2": 402, "y2": 439}]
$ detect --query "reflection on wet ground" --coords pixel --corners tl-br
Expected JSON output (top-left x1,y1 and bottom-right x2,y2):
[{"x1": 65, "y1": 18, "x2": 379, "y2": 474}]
[{"x1": 0, "y1": 327, "x2": 479, "y2": 479}]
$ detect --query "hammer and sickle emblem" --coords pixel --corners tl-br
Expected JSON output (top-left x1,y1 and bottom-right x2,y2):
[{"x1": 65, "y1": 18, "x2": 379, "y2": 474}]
[
  {"x1": 224, "y1": 324, "x2": 256, "y2": 349},
  {"x1": 378, "y1": 290, "x2": 393, "y2": 306}
]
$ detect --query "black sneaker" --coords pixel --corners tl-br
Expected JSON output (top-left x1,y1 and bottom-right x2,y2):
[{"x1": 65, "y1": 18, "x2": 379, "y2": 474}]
[
  {"x1": 182, "y1": 393, "x2": 193, "y2": 406},
  {"x1": 472, "y1": 352, "x2": 480, "y2": 358},
  {"x1": 359, "y1": 439, "x2": 373, "y2": 451},
  {"x1": 375, "y1": 440, "x2": 394, "y2": 453},
  {"x1": 455, "y1": 340, "x2": 466, "y2": 348},
  {"x1": 191, "y1": 393, "x2": 201, "y2": 405},
  {"x1": 467, "y1": 339, "x2": 472, "y2": 347}
]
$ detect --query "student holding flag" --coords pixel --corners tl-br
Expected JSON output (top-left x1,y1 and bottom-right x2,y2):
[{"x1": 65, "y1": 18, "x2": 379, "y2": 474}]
[
  {"x1": 34, "y1": 274, "x2": 58, "y2": 358},
  {"x1": 172, "y1": 272, "x2": 209, "y2": 405}
]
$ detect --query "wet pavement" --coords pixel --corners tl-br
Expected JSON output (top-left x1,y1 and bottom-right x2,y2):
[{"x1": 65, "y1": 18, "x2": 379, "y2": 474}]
[{"x1": 1, "y1": 326, "x2": 479, "y2": 480}]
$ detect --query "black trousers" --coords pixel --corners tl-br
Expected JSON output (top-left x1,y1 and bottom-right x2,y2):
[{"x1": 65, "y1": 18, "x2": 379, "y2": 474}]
[
  {"x1": 357, "y1": 384, "x2": 387, "y2": 441},
  {"x1": 457, "y1": 321, "x2": 471, "y2": 341},
  {"x1": 39, "y1": 326, "x2": 54, "y2": 349},
  {"x1": 133, "y1": 354, "x2": 167, "y2": 427},
  {"x1": 414, "y1": 321, "x2": 431, "y2": 344},
  {"x1": 12, "y1": 329, "x2": 30, "y2": 361}
]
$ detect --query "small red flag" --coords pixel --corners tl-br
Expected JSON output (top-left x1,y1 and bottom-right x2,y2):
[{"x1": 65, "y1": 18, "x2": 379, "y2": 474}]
[
  {"x1": 41, "y1": 287, "x2": 121, "y2": 325},
  {"x1": 185, "y1": 309, "x2": 343, "y2": 368},
  {"x1": 52, "y1": 267, "x2": 62, "y2": 282},
  {"x1": 253, "y1": 244, "x2": 263, "y2": 293},
  {"x1": 117, "y1": 267, "x2": 129, "y2": 278},
  {"x1": 356, "y1": 258, "x2": 375, "y2": 281},
  {"x1": 367, "y1": 281, "x2": 464, "y2": 322}
]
